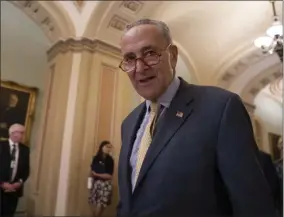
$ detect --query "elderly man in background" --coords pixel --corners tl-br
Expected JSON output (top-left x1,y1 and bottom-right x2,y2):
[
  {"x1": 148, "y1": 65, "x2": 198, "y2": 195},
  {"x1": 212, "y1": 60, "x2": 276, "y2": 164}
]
[{"x1": 0, "y1": 124, "x2": 30, "y2": 217}]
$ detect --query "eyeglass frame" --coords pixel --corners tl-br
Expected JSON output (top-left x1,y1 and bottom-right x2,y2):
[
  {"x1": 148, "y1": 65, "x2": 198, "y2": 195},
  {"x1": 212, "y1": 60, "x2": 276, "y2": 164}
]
[{"x1": 119, "y1": 44, "x2": 172, "y2": 73}]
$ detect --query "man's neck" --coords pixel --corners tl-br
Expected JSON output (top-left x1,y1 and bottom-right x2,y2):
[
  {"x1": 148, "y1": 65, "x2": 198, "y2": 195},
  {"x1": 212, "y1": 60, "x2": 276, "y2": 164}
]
[
  {"x1": 146, "y1": 77, "x2": 180, "y2": 109},
  {"x1": 9, "y1": 138, "x2": 18, "y2": 145}
]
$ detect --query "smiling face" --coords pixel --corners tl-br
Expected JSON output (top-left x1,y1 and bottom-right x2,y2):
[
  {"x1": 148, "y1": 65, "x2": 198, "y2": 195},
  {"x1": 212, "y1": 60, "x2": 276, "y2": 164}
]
[{"x1": 120, "y1": 24, "x2": 178, "y2": 101}]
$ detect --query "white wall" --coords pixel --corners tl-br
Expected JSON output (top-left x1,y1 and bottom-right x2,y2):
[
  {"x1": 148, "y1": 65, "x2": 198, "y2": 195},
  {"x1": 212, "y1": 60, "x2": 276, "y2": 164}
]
[
  {"x1": 1, "y1": 2, "x2": 50, "y2": 213},
  {"x1": 254, "y1": 91, "x2": 282, "y2": 135},
  {"x1": 176, "y1": 54, "x2": 192, "y2": 83},
  {"x1": 1, "y1": 1, "x2": 50, "y2": 149},
  {"x1": 254, "y1": 90, "x2": 282, "y2": 153}
]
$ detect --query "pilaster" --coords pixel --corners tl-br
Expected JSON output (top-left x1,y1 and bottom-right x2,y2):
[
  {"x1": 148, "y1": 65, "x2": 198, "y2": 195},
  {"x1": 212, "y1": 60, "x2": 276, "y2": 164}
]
[{"x1": 28, "y1": 37, "x2": 139, "y2": 216}]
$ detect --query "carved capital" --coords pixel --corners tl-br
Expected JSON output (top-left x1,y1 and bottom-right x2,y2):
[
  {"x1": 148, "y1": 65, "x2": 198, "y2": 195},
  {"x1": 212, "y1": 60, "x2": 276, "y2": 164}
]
[{"x1": 47, "y1": 37, "x2": 121, "y2": 61}]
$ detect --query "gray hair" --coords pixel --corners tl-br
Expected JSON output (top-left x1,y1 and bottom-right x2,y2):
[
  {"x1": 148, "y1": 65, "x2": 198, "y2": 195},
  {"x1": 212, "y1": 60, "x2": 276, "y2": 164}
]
[
  {"x1": 125, "y1": 18, "x2": 173, "y2": 45},
  {"x1": 9, "y1": 123, "x2": 25, "y2": 135}
]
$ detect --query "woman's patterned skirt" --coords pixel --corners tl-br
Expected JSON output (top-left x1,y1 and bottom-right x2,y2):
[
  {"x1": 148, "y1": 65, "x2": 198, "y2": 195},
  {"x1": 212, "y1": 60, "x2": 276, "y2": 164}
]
[{"x1": 88, "y1": 179, "x2": 112, "y2": 207}]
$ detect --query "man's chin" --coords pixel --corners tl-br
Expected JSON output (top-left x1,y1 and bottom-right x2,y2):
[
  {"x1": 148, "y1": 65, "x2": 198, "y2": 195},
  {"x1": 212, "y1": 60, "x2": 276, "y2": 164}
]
[{"x1": 139, "y1": 92, "x2": 159, "y2": 102}]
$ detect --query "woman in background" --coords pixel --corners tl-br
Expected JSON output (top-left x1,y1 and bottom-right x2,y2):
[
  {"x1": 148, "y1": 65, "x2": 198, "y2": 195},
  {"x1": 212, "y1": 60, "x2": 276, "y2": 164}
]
[{"x1": 89, "y1": 140, "x2": 114, "y2": 217}]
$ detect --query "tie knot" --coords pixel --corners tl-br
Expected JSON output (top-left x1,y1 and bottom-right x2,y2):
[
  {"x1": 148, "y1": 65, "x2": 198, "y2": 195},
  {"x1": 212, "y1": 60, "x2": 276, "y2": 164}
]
[{"x1": 150, "y1": 102, "x2": 158, "y2": 114}]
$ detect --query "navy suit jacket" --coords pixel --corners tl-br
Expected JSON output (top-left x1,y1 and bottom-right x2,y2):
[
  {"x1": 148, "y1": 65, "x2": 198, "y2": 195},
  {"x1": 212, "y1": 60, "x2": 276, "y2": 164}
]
[
  {"x1": 118, "y1": 78, "x2": 277, "y2": 217},
  {"x1": 0, "y1": 140, "x2": 30, "y2": 197}
]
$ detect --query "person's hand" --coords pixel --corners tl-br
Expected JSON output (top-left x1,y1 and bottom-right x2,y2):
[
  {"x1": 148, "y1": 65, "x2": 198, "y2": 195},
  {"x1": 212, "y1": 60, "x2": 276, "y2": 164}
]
[
  {"x1": 12, "y1": 182, "x2": 22, "y2": 190},
  {"x1": 1, "y1": 183, "x2": 15, "y2": 192}
]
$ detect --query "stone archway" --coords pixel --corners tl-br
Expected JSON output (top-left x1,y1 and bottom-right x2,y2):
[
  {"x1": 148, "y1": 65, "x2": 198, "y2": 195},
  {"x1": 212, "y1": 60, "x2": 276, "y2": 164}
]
[
  {"x1": 9, "y1": 1, "x2": 76, "y2": 43},
  {"x1": 215, "y1": 46, "x2": 282, "y2": 104}
]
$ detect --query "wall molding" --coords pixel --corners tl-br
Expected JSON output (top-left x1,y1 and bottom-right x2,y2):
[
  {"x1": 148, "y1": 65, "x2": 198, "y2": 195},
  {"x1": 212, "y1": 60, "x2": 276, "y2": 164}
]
[
  {"x1": 217, "y1": 49, "x2": 265, "y2": 88},
  {"x1": 47, "y1": 37, "x2": 121, "y2": 61}
]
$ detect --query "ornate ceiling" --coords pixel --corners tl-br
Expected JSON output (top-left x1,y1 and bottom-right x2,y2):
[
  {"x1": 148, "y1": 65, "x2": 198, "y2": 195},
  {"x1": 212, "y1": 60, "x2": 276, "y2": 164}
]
[{"x1": 6, "y1": 0, "x2": 284, "y2": 105}]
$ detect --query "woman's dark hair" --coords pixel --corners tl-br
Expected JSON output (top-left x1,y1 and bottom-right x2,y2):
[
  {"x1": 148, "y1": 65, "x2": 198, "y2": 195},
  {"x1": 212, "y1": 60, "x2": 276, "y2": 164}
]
[{"x1": 95, "y1": 140, "x2": 111, "y2": 160}]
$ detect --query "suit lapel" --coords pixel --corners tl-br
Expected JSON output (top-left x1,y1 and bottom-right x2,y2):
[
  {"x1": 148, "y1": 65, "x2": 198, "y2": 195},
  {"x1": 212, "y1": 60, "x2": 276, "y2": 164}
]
[
  {"x1": 1, "y1": 141, "x2": 12, "y2": 181},
  {"x1": 17, "y1": 144, "x2": 23, "y2": 175},
  {"x1": 134, "y1": 80, "x2": 195, "y2": 189},
  {"x1": 120, "y1": 102, "x2": 146, "y2": 207}
]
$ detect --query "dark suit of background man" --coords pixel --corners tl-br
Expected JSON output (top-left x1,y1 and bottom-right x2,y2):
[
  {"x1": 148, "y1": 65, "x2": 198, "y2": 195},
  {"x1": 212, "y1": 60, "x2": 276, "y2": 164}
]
[
  {"x1": 117, "y1": 18, "x2": 277, "y2": 217},
  {"x1": 0, "y1": 124, "x2": 30, "y2": 217},
  {"x1": 258, "y1": 151, "x2": 283, "y2": 215}
]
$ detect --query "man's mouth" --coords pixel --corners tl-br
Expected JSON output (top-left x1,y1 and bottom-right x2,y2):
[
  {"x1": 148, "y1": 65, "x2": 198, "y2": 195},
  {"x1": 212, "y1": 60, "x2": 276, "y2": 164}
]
[{"x1": 138, "y1": 76, "x2": 156, "y2": 85}]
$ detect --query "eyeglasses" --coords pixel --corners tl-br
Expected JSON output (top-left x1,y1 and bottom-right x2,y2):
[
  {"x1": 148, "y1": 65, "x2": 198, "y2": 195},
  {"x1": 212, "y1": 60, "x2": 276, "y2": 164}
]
[{"x1": 119, "y1": 44, "x2": 172, "y2": 73}]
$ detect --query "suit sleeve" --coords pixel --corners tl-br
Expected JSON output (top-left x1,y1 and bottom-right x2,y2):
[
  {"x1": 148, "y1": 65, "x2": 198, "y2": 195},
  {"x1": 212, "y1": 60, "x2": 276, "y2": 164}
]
[
  {"x1": 116, "y1": 123, "x2": 125, "y2": 217},
  {"x1": 217, "y1": 94, "x2": 277, "y2": 216},
  {"x1": 22, "y1": 146, "x2": 30, "y2": 182}
]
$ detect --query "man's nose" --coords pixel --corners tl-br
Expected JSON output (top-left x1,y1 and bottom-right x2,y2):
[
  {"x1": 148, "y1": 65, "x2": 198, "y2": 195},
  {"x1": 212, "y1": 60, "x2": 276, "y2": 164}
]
[{"x1": 135, "y1": 59, "x2": 148, "y2": 73}]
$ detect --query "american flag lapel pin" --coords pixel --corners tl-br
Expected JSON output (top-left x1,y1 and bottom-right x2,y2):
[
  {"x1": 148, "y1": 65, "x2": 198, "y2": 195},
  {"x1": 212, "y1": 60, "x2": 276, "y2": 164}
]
[{"x1": 176, "y1": 111, "x2": 183, "y2": 118}]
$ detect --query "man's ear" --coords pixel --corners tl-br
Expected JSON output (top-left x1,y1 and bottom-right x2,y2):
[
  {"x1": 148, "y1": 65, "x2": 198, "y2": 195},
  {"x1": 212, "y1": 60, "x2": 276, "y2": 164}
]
[{"x1": 170, "y1": 45, "x2": 178, "y2": 68}]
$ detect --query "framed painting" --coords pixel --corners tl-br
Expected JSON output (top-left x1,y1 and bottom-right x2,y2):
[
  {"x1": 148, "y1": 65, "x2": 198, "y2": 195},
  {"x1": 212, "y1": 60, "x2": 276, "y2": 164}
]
[
  {"x1": 0, "y1": 80, "x2": 37, "y2": 145},
  {"x1": 268, "y1": 132, "x2": 282, "y2": 161}
]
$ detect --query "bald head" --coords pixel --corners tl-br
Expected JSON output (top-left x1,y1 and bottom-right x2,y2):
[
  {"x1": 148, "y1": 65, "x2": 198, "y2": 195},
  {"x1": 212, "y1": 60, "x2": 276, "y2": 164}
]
[{"x1": 9, "y1": 123, "x2": 25, "y2": 143}]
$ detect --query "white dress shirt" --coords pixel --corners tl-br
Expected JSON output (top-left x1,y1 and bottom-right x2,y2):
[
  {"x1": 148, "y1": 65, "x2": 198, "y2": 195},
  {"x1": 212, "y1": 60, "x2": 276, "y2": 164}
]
[{"x1": 9, "y1": 139, "x2": 19, "y2": 182}]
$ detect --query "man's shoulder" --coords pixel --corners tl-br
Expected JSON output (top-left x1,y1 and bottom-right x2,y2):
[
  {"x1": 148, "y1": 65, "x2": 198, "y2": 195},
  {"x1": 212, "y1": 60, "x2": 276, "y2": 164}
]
[
  {"x1": 181, "y1": 82, "x2": 245, "y2": 113},
  {"x1": 0, "y1": 140, "x2": 9, "y2": 146},
  {"x1": 0, "y1": 140, "x2": 9, "y2": 154},
  {"x1": 19, "y1": 143, "x2": 30, "y2": 151},
  {"x1": 188, "y1": 84, "x2": 237, "y2": 100},
  {"x1": 122, "y1": 102, "x2": 145, "y2": 127}
]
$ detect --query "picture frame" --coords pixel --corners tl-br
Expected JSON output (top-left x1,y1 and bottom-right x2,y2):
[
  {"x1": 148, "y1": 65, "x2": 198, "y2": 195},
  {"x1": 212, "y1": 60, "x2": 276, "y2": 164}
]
[{"x1": 0, "y1": 80, "x2": 38, "y2": 145}]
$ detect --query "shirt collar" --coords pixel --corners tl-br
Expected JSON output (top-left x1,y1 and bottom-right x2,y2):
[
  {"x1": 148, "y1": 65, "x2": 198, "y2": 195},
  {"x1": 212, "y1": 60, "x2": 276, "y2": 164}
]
[
  {"x1": 146, "y1": 77, "x2": 180, "y2": 111},
  {"x1": 9, "y1": 139, "x2": 18, "y2": 147}
]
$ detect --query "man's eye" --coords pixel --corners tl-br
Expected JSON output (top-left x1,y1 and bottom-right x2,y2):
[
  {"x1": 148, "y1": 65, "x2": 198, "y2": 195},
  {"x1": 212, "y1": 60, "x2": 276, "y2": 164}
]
[
  {"x1": 145, "y1": 51, "x2": 157, "y2": 56},
  {"x1": 124, "y1": 56, "x2": 136, "y2": 62}
]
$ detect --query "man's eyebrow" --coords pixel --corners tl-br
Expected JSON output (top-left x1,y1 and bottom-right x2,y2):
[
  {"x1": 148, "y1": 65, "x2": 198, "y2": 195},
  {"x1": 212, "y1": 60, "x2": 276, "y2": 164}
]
[
  {"x1": 141, "y1": 45, "x2": 156, "y2": 52},
  {"x1": 123, "y1": 45, "x2": 157, "y2": 57}
]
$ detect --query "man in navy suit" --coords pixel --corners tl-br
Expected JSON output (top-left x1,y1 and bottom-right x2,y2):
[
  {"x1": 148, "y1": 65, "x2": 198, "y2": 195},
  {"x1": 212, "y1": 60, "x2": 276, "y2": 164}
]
[
  {"x1": 0, "y1": 124, "x2": 30, "y2": 217},
  {"x1": 117, "y1": 18, "x2": 277, "y2": 217}
]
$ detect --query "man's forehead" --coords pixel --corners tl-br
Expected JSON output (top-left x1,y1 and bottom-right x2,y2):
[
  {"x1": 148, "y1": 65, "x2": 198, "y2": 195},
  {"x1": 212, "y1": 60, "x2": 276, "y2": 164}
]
[
  {"x1": 121, "y1": 44, "x2": 158, "y2": 55},
  {"x1": 12, "y1": 128, "x2": 25, "y2": 133},
  {"x1": 121, "y1": 27, "x2": 165, "y2": 55}
]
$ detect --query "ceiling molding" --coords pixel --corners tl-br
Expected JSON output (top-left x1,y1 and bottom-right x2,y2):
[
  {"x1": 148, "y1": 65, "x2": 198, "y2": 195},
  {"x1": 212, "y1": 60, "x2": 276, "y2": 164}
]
[
  {"x1": 11, "y1": 1, "x2": 56, "y2": 42},
  {"x1": 248, "y1": 71, "x2": 282, "y2": 97},
  {"x1": 47, "y1": 37, "x2": 121, "y2": 61},
  {"x1": 240, "y1": 69, "x2": 282, "y2": 104},
  {"x1": 217, "y1": 48, "x2": 265, "y2": 88},
  {"x1": 108, "y1": 15, "x2": 130, "y2": 32},
  {"x1": 119, "y1": 1, "x2": 144, "y2": 15},
  {"x1": 10, "y1": 1, "x2": 76, "y2": 42}
]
